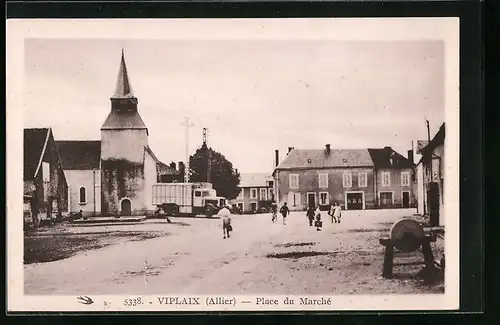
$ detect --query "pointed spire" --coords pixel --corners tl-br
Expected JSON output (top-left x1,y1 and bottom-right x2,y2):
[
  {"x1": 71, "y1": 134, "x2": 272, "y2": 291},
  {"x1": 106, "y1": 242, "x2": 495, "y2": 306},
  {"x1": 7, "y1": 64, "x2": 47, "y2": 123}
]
[{"x1": 112, "y1": 49, "x2": 135, "y2": 99}]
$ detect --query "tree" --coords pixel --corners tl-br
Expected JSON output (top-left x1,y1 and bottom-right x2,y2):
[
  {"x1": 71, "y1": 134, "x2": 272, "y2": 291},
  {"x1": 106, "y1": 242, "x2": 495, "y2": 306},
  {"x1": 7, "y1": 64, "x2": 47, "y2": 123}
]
[{"x1": 189, "y1": 143, "x2": 241, "y2": 200}]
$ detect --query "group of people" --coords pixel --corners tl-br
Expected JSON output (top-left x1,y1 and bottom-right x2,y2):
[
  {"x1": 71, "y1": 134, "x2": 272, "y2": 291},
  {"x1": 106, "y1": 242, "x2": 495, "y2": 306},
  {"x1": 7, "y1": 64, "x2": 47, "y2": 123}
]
[{"x1": 217, "y1": 200, "x2": 343, "y2": 239}]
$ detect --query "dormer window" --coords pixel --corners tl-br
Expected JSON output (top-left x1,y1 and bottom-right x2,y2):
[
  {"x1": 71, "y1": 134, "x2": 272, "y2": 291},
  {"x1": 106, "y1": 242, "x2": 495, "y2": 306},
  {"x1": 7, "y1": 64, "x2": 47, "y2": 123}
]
[
  {"x1": 342, "y1": 159, "x2": 347, "y2": 163},
  {"x1": 307, "y1": 159, "x2": 312, "y2": 163}
]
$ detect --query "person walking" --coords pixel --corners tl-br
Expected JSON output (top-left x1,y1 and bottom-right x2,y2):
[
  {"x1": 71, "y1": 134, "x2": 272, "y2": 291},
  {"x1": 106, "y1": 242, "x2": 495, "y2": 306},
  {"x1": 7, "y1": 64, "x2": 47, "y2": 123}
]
[
  {"x1": 217, "y1": 204, "x2": 233, "y2": 239},
  {"x1": 279, "y1": 202, "x2": 290, "y2": 225},
  {"x1": 328, "y1": 202, "x2": 337, "y2": 224},
  {"x1": 270, "y1": 202, "x2": 278, "y2": 223},
  {"x1": 306, "y1": 205, "x2": 315, "y2": 227},
  {"x1": 334, "y1": 202, "x2": 342, "y2": 224},
  {"x1": 314, "y1": 206, "x2": 323, "y2": 231}
]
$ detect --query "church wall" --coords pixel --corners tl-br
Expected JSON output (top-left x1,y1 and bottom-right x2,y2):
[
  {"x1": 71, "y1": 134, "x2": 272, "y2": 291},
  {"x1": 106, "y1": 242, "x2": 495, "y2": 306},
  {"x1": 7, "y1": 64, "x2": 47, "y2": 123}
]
[
  {"x1": 64, "y1": 169, "x2": 101, "y2": 216},
  {"x1": 101, "y1": 129, "x2": 149, "y2": 216},
  {"x1": 101, "y1": 130, "x2": 148, "y2": 163}
]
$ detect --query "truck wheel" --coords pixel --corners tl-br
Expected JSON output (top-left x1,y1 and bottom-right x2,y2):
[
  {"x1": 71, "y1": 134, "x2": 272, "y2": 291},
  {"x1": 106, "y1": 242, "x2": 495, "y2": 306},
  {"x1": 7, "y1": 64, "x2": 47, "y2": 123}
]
[{"x1": 204, "y1": 205, "x2": 214, "y2": 218}]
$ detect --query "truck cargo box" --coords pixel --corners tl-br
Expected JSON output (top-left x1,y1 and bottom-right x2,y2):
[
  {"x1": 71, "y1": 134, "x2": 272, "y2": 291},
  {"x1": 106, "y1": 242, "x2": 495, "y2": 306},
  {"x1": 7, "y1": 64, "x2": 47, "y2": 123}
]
[{"x1": 152, "y1": 183, "x2": 193, "y2": 214}]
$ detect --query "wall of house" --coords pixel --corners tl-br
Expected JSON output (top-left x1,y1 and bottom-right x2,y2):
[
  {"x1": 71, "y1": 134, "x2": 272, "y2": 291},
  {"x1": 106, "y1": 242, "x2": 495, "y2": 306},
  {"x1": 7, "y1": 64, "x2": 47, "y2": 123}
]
[
  {"x1": 64, "y1": 169, "x2": 101, "y2": 216},
  {"x1": 275, "y1": 168, "x2": 375, "y2": 211},
  {"x1": 375, "y1": 168, "x2": 416, "y2": 208},
  {"x1": 416, "y1": 163, "x2": 425, "y2": 215},
  {"x1": 31, "y1": 134, "x2": 68, "y2": 221},
  {"x1": 230, "y1": 186, "x2": 273, "y2": 213},
  {"x1": 143, "y1": 149, "x2": 158, "y2": 211},
  {"x1": 101, "y1": 129, "x2": 149, "y2": 215}
]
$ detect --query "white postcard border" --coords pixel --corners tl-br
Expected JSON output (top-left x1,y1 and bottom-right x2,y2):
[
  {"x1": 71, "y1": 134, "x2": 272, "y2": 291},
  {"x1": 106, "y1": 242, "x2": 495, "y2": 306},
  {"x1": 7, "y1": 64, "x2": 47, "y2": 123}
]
[{"x1": 7, "y1": 17, "x2": 460, "y2": 312}]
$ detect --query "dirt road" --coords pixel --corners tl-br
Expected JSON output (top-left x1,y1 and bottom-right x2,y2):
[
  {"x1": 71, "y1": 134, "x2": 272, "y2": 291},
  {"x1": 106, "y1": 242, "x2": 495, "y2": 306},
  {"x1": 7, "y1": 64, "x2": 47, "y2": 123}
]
[{"x1": 24, "y1": 209, "x2": 444, "y2": 295}]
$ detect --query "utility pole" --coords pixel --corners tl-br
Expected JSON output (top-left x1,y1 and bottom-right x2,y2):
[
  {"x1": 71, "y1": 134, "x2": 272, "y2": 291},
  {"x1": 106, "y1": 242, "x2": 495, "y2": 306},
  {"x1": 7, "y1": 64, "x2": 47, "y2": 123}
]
[
  {"x1": 426, "y1": 119, "x2": 433, "y2": 182},
  {"x1": 182, "y1": 117, "x2": 194, "y2": 183},
  {"x1": 203, "y1": 128, "x2": 212, "y2": 183}
]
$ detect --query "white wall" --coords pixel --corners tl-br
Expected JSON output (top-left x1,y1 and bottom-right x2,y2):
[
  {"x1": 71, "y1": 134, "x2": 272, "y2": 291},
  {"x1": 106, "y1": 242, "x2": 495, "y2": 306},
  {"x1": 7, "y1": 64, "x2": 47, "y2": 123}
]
[
  {"x1": 101, "y1": 129, "x2": 148, "y2": 163},
  {"x1": 416, "y1": 163, "x2": 425, "y2": 215},
  {"x1": 64, "y1": 169, "x2": 101, "y2": 215},
  {"x1": 143, "y1": 149, "x2": 157, "y2": 211}
]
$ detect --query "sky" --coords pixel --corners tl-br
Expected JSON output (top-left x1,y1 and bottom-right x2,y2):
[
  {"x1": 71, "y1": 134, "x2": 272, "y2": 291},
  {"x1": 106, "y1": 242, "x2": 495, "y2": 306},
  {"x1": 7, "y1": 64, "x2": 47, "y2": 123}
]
[{"x1": 24, "y1": 38, "x2": 445, "y2": 174}]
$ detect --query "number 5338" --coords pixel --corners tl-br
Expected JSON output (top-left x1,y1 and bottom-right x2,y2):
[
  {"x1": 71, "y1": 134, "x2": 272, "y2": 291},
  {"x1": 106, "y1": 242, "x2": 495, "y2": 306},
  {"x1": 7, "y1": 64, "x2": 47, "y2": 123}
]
[{"x1": 124, "y1": 298, "x2": 143, "y2": 306}]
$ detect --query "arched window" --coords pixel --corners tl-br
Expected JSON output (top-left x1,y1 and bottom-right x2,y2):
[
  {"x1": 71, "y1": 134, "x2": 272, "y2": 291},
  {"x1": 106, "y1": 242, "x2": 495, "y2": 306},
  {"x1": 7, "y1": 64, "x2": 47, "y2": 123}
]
[{"x1": 79, "y1": 187, "x2": 87, "y2": 204}]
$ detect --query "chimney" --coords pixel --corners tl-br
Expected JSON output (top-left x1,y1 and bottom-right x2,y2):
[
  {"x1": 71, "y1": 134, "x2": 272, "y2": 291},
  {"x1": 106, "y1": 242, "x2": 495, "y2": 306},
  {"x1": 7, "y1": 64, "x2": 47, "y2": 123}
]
[
  {"x1": 325, "y1": 144, "x2": 331, "y2": 155},
  {"x1": 384, "y1": 146, "x2": 391, "y2": 150},
  {"x1": 275, "y1": 150, "x2": 279, "y2": 167},
  {"x1": 408, "y1": 149, "x2": 414, "y2": 164},
  {"x1": 169, "y1": 162, "x2": 176, "y2": 170},
  {"x1": 287, "y1": 147, "x2": 294, "y2": 155},
  {"x1": 235, "y1": 168, "x2": 239, "y2": 175}
]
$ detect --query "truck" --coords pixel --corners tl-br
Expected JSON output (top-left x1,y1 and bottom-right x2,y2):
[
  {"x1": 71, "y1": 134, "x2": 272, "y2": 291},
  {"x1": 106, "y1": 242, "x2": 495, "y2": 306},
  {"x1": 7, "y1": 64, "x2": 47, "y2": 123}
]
[{"x1": 152, "y1": 182, "x2": 227, "y2": 218}]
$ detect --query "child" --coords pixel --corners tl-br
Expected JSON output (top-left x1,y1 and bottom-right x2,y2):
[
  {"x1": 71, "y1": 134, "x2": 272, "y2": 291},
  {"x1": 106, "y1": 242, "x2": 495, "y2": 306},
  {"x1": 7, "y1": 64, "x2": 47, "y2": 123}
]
[
  {"x1": 279, "y1": 202, "x2": 290, "y2": 225},
  {"x1": 328, "y1": 203, "x2": 337, "y2": 223},
  {"x1": 314, "y1": 206, "x2": 323, "y2": 231},
  {"x1": 334, "y1": 202, "x2": 342, "y2": 223}
]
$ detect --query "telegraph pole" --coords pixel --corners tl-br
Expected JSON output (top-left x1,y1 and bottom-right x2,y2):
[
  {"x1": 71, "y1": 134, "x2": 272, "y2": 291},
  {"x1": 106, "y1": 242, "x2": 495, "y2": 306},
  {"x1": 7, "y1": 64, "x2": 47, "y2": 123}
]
[
  {"x1": 93, "y1": 168, "x2": 96, "y2": 217},
  {"x1": 426, "y1": 119, "x2": 433, "y2": 182},
  {"x1": 182, "y1": 117, "x2": 194, "y2": 183},
  {"x1": 203, "y1": 128, "x2": 212, "y2": 183}
]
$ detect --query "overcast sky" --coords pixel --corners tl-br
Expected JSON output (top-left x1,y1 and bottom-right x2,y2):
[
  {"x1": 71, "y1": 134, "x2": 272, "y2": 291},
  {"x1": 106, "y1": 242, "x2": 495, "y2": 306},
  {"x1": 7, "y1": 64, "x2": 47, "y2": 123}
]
[{"x1": 24, "y1": 38, "x2": 444, "y2": 173}]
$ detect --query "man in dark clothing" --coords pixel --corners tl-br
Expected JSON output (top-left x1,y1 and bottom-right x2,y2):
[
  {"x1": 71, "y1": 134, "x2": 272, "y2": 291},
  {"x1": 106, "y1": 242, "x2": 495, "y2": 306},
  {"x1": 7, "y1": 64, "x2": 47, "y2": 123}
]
[
  {"x1": 270, "y1": 202, "x2": 278, "y2": 223},
  {"x1": 279, "y1": 202, "x2": 290, "y2": 225},
  {"x1": 306, "y1": 206, "x2": 315, "y2": 227}
]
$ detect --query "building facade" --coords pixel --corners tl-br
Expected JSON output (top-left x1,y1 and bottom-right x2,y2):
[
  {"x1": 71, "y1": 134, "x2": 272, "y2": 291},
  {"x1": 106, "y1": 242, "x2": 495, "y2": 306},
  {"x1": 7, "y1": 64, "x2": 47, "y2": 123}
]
[
  {"x1": 23, "y1": 128, "x2": 69, "y2": 227},
  {"x1": 368, "y1": 147, "x2": 417, "y2": 209},
  {"x1": 417, "y1": 123, "x2": 445, "y2": 226},
  {"x1": 55, "y1": 141, "x2": 101, "y2": 217},
  {"x1": 230, "y1": 173, "x2": 274, "y2": 213},
  {"x1": 273, "y1": 145, "x2": 416, "y2": 211}
]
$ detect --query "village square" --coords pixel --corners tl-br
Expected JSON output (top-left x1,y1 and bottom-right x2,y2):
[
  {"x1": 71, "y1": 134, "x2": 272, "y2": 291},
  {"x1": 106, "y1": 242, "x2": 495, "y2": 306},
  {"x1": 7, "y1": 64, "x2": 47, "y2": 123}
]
[{"x1": 23, "y1": 40, "x2": 446, "y2": 295}]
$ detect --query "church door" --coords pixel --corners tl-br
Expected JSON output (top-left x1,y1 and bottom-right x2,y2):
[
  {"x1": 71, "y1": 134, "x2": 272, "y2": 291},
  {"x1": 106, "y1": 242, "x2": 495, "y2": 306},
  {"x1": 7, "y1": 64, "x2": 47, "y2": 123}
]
[{"x1": 121, "y1": 199, "x2": 132, "y2": 215}]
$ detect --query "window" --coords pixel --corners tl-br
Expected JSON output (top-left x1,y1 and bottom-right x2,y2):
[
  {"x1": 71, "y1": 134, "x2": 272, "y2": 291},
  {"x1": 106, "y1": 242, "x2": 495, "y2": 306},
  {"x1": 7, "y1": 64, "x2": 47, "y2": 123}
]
[
  {"x1": 288, "y1": 192, "x2": 300, "y2": 206},
  {"x1": 318, "y1": 173, "x2": 328, "y2": 189},
  {"x1": 250, "y1": 188, "x2": 258, "y2": 199},
  {"x1": 319, "y1": 192, "x2": 329, "y2": 205},
  {"x1": 79, "y1": 186, "x2": 87, "y2": 204},
  {"x1": 289, "y1": 174, "x2": 299, "y2": 189},
  {"x1": 237, "y1": 189, "x2": 244, "y2": 200},
  {"x1": 343, "y1": 172, "x2": 352, "y2": 188},
  {"x1": 195, "y1": 191, "x2": 202, "y2": 197},
  {"x1": 382, "y1": 172, "x2": 391, "y2": 186},
  {"x1": 379, "y1": 192, "x2": 393, "y2": 206},
  {"x1": 268, "y1": 188, "x2": 273, "y2": 199},
  {"x1": 260, "y1": 188, "x2": 267, "y2": 201},
  {"x1": 401, "y1": 171, "x2": 410, "y2": 186},
  {"x1": 358, "y1": 172, "x2": 367, "y2": 187}
]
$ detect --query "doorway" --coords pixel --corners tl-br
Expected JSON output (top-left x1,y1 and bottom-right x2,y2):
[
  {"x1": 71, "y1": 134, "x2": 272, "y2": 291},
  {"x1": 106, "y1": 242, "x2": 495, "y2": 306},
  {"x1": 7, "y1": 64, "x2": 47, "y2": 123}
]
[
  {"x1": 307, "y1": 193, "x2": 316, "y2": 208},
  {"x1": 250, "y1": 202, "x2": 257, "y2": 213},
  {"x1": 402, "y1": 191, "x2": 410, "y2": 208},
  {"x1": 121, "y1": 198, "x2": 132, "y2": 215},
  {"x1": 346, "y1": 192, "x2": 364, "y2": 210}
]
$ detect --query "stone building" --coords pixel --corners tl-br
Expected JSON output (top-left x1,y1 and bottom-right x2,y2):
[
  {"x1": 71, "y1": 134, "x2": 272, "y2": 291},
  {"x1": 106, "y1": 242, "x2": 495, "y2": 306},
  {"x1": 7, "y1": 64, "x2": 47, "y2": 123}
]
[
  {"x1": 23, "y1": 128, "x2": 68, "y2": 227},
  {"x1": 230, "y1": 173, "x2": 274, "y2": 213},
  {"x1": 273, "y1": 145, "x2": 416, "y2": 211}
]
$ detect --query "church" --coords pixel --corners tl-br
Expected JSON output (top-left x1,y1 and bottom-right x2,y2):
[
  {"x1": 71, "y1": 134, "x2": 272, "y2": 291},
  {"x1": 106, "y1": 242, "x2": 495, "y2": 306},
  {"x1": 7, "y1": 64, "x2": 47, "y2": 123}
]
[{"x1": 55, "y1": 50, "x2": 180, "y2": 216}]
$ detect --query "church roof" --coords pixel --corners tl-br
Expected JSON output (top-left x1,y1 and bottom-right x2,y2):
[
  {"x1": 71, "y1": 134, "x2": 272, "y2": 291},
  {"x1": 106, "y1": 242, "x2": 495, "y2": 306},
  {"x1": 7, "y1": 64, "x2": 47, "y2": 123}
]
[
  {"x1": 101, "y1": 109, "x2": 148, "y2": 130},
  {"x1": 112, "y1": 49, "x2": 135, "y2": 99},
  {"x1": 55, "y1": 140, "x2": 101, "y2": 170}
]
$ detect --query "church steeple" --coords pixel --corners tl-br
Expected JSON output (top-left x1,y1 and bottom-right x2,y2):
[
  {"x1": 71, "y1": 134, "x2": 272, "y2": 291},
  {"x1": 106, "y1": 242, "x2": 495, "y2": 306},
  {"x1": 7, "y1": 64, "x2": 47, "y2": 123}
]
[
  {"x1": 110, "y1": 49, "x2": 138, "y2": 109},
  {"x1": 102, "y1": 50, "x2": 147, "y2": 132}
]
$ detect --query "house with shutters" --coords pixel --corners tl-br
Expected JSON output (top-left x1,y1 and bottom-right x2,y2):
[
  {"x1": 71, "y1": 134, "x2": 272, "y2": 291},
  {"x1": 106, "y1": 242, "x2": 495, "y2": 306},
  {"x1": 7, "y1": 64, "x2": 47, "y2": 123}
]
[
  {"x1": 368, "y1": 147, "x2": 417, "y2": 209},
  {"x1": 230, "y1": 173, "x2": 274, "y2": 213},
  {"x1": 273, "y1": 145, "x2": 376, "y2": 211},
  {"x1": 23, "y1": 128, "x2": 69, "y2": 227},
  {"x1": 273, "y1": 145, "x2": 416, "y2": 211}
]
